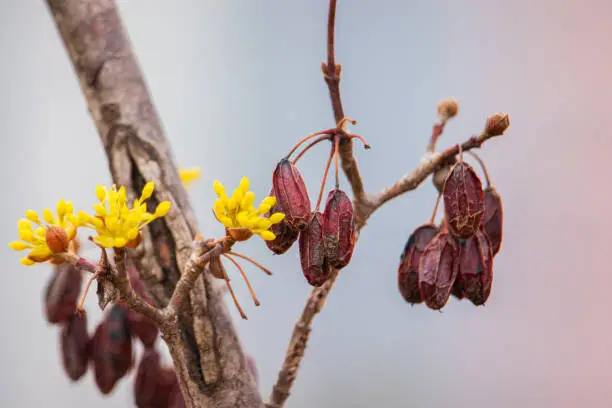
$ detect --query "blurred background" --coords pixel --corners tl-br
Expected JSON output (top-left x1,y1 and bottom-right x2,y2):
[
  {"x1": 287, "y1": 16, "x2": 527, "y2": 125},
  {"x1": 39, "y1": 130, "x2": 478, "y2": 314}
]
[{"x1": 1, "y1": 1, "x2": 610, "y2": 407}]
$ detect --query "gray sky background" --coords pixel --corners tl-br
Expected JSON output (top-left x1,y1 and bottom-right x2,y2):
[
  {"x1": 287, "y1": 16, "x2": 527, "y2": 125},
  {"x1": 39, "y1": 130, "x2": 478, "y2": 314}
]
[{"x1": 1, "y1": 1, "x2": 612, "y2": 407}]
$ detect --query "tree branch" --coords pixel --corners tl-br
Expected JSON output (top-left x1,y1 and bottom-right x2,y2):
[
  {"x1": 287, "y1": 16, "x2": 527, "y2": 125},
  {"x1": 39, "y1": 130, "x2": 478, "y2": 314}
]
[
  {"x1": 45, "y1": 1, "x2": 262, "y2": 407},
  {"x1": 266, "y1": 1, "x2": 510, "y2": 406}
]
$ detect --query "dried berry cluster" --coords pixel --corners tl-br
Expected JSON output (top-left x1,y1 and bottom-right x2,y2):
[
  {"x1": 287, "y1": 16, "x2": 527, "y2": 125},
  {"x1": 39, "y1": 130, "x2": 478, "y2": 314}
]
[
  {"x1": 398, "y1": 152, "x2": 503, "y2": 310},
  {"x1": 266, "y1": 127, "x2": 363, "y2": 286},
  {"x1": 44, "y1": 258, "x2": 186, "y2": 407}
]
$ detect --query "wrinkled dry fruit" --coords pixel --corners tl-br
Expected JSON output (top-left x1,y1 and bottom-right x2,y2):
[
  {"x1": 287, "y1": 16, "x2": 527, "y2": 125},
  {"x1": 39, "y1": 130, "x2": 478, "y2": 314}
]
[
  {"x1": 454, "y1": 230, "x2": 494, "y2": 306},
  {"x1": 482, "y1": 186, "x2": 503, "y2": 256},
  {"x1": 323, "y1": 189, "x2": 356, "y2": 269},
  {"x1": 299, "y1": 212, "x2": 332, "y2": 286},
  {"x1": 60, "y1": 313, "x2": 89, "y2": 382},
  {"x1": 418, "y1": 232, "x2": 460, "y2": 310},
  {"x1": 134, "y1": 348, "x2": 162, "y2": 408},
  {"x1": 443, "y1": 161, "x2": 485, "y2": 239},
  {"x1": 156, "y1": 368, "x2": 182, "y2": 408},
  {"x1": 432, "y1": 157, "x2": 457, "y2": 193},
  {"x1": 91, "y1": 304, "x2": 134, "y2": 394},
  {"x1": 126, "y1": 309, "x2": 158, "y2": 348},
  {"x1": 265, "y1": 187, "x2": 299, "y2": 254},
  {"x1": 398, "y1": 224, "x2": 439, "y2": 304},
  {"x1": 272, "y1": 158, "x2": 311, "y2": 230},
  {"x1": 45, "y1": 262, "x2": 83, "y2": 324}
]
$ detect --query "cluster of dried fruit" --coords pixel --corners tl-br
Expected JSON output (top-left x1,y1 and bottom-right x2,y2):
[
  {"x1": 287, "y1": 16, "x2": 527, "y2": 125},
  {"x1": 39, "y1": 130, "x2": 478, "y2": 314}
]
[
  {"x1": 398, "y1": 151, "x2": 503, "y2": 310},
  {"x1": 44, "y1": 258, "x2": 186, "y2": 407},
  {"x1": 266, "y1": 132, "x2": 359, "y2": 286}
]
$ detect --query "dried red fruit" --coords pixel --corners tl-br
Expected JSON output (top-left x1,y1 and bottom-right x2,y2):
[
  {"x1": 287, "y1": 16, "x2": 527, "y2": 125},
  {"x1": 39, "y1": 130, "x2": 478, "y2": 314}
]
[
  {"x1": 60, "y1": 313, "x2": 89, "y2": 381},
  {"x1": 134, "y1": 348, "x2": 163, "y2": 408},
  {"x1": 443, "y1": 161, "x2": 485, "y2": 239},
  {"x1": 299, "y1": 212, "x2": 332, "y2": 286},
  {"x1": 398, "y1": 224, "x2": 439, "y2": 304},
  {"x1": 322, "y1": 189, "x2": 356, "y2": 269},
  {"x1": 44, "y1": 263, "x2": 83, "y2": 324},
  {"x1": 482, "y1": 186, "x2": 503, "y2": 256},
  {"x1": 272, "y1": 158, "x2": 311, "y2": 231},
  {"x1": 126, "y1": 310, "x2": 158, "y2": 348},
  {"x1": 418, "y1": 232, "x2": 460, "y2": 310},
  {"x1": 157, "y1": 368, "x2": 181, "y2": 408},
  {"x1": 91, "y1": 304, "x2": 134, "y2": 394},
  {"x1": 454, "y1": 230, "x2": 494, "y2": 306},
  {"x1": 265, "y1": 187, "x2": 299, "y2": 254}
]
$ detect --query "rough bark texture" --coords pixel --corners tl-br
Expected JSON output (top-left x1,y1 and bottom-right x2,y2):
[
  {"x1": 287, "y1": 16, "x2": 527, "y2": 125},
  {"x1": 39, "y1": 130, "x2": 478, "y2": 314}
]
[{"x1": 45, "y1": 1, "x2": 262, "y2": 407}]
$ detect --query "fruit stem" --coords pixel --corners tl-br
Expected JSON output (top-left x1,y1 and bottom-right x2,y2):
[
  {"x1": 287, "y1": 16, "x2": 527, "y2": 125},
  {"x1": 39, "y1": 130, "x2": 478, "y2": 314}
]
[
  {"x1": 430, "y1": 192, "x2": 442, "y2": 224},
  {"x1": 227, "y1": 251, "x2": 273, "y2": 276},
  {"x1": 334, "y1": 135, "x2": 340, "y2": 188},
  {"x1": 315, "y1": 143, "x2": 336, "y2": 211},
  {"x1": 219, "y1": 263, "x2": 248, "y2": 320},
  {"x1": 292, "y1": 134, "x2": 332, "y2": 164},
  {"x1": 285, "y1": 129, "x2": 335, "y2": 160},
  {"x1": 346, "y1": 133, "x2": 371, "y2": 149},
  {"x1": 76, "y1": 272, "x2": 98, "y2": 314},
  {"x1": 223, "y1": 254, "x2": 260, "y2": 307},
  {"x1": 466, "y1": 151, "x2": 492, "y2": 188}
]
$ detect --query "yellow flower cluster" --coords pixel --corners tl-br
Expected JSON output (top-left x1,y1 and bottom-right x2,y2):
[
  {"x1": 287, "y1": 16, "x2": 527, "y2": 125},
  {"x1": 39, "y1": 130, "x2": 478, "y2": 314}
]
[
  {"x1": 213, "y1": 177, "x2": 285, "y2": 241},
  {"x1": 179, "y1": 167, "x2": 202, "y2": 190},
  {"x1": 77, "y1": 182, "x2": 171, "y2": 248},
  {"x1": 9, "y1": 200, "x2": 79, "y2": 265}
]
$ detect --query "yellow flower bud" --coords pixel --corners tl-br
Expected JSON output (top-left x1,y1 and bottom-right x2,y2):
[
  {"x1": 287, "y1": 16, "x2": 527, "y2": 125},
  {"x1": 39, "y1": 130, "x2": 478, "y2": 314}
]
[
  {"x1": 214, "y1": 199, "x2": 226, "y2": 216},
  {"x1": 25, "y1": 210, "x2": 39, "y2": 223},
  {"x1": 9, "y1": 241, "x2": 30, "y2": 251},
  {"x1": 94, "y1": 235, "x2": 115, "y2": 248},
  {"x1": 96, "y1": 185, "x2": 106, "y2": 202},
  {"x1": 154, "y1": 201, "x2": 171, "y2": 217},
  {"x1": 259, "y1": 230, "x2": 276, "y2": 241},
  {"x1": 20, "y1": 258, "x2": 35, "y2": 266},
  {"x1": 141, "y1": 181, "x2": 155, "y2": 201},
  {"x1": 213, "y1": 180, "x2": 226, "y2": 197},
  {"x1": 255, "y1": 218, "x2": 272, "y2": 230},
  {"x1": 269, "y1": 213, "x2": 285, "y2": 224},
  {"x1": 241, "y1": 192, "x2": 255, "y2": 210},
  {"x1": 57, "y1": 199, "x2": 67, "y2": 217},
  {"x1": 43, "y1": 208, "x2": 54, "y2": 224},
  {"x1": 94, "y1": 203, "x2": 107, "y2": 217},
  {"x1": 18, "y1": 230, "x2": 34, "y2": 242},
  {"x1": 18, "y1": 219, "x2": 32, "y2": 230},
  {"x1": 239, "y1": 176, "x2": 250, "y2": 193}
]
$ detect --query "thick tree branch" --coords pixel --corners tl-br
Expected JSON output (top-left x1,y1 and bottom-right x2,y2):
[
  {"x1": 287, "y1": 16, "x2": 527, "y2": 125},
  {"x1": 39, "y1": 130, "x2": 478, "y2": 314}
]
[{"x1": 45, "y1": 1, "x2": 262, "y2": 407}]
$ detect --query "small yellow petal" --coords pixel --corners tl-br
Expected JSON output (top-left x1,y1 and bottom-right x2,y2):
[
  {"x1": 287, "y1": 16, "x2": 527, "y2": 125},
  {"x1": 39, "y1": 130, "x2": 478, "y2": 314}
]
[
  {"x1": 236, "y1": 211, "x2": 250, "y2": 227},
  {"x1": 78, "y1": 211, "x2": 91, "y2": 224},
  {"x1": 259, "y1": 230, "x2": 276, "y2": 241},
  {"x1": 141, "y1": 182, "x2": 155, "y2": 201},
  {"x1": 34, "y1": 227, "x2": 46, "y2": 237},
  {"x1": 28, "y1": 246, "x2": 53, "y2": 262},
  {"x1": 114, "y1": 237, "x2": 127, "y2": 247},
  {"x1": 43, "y1": 208, "x2": 54, "y2": 224},
  {"x1": 239, "y1": 176, "x2": 250, "y2": 193},
  {"x1": 227, "y1": 197, "x2": 237, "y2": 211},
  {"x1": 18, "y1": 230, "x2": 34, "y2": 242},
  {"x1": 241, "y1": 192, "x2": 255, "y2": 210},
  {"x1": 255, "y1": 218, "x2": 272, "y2": 230},
  {"x1": 25, "y1": 210, "x2": 39, "y2": 223},
  {"x1": 9, "y1": 241, "x2": 30, "y2": 251},
  {"x1": 262, "y1": 196, "x2": 277, "y2": 208},
  {"x1": 96, "y1": 185, "x2": 106, "y2": 202},
  {"x1": 65, "y1": 201, "x2": 74, "y2": 215},
  {"x1": 18, "y1": 219, "x2": 32, "y2": 230},
  {"x1": 20, "y1": 258, "x2": 35, "y2": 266},
  {"x1": 57, "y1": 199, "x2": 67, "y2": 217},
  {"x1": 257, "y1": 203, "x2": 272, "y2": 215},
  {"x1": 214, "y1": 199, "x2": 226, "y2": 216},
  {"x1": 94, "y1": 203, "x2": 107, "y2": 217},
  {"x1": 269, "y1": 213, "x2": 285, "y2": 224},
  {"x1": 219, "y1": 215, "x2": 234, "y2": 229},
  {"x1": 213, "y1": 180, "x2": 226, "y2": 197},
  {"x1": 154, "y1": 201, "x2": 171, "y2": 217},
  {"x1": 91, "y1": 218, "x2": 105, "y2": 230},
  {"x1": 94, "y1": 236, "x2": 115, "y2": 248}
]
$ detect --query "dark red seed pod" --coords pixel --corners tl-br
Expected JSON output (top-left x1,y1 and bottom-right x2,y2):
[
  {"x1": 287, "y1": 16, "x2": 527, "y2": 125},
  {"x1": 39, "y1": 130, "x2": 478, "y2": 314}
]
[
  {"x1": 442, "y1": 161, "x2": 485, "y2": 239},
  {"x1": 126, "y1": 310, "x2": 158, "y2": 348},
  {"x1": 265, "y1": 187, "x2": 299, "y2": 254},
  {"x1": 44, "y1": 262, "x2": 82, "y2": 324},
  {"x1": 272, "y1": 158, "x2": 311, "y2": 231},
  {"x1": 157, "y1": 368, "x2": 181, "y2": 408},
  {"x1": 299, "y1": 212, "x2": 332, "y2": 286},
  {"x1": 91, "y1": 304, "x2": 134, "y2": 394},
  {"x1": 454, "y1": 229, "x2": 494, "y2": 306},
  {"x1": 482, "y1": 186, "x2": 503, "y2": 256},
  {"x1": 322, "y1": 189, "x2": 356, "y2": 269},
  {"x1": 134, "y1": 348, "x2": 162, "y2": 408},
  {"x1": 398, "y1": 223, "x2": 439, "y2": 304},
  {"x1": 418, "y1": 232, "x2": 460, "y2": 310},
  {"x1": 60, "y1": 313, "x2": 89, "y2": 382}
]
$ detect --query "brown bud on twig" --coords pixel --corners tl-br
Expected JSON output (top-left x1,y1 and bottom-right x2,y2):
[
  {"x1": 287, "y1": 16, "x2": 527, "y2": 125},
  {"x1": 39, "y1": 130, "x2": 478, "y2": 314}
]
[
  {"x1": 60, "y1": 313, "x2": 89, "y2": 382},
  {"x1": 322, "y1": 189, "x2": 356, "y2": 269},
  {"x1": 454, "y1": 230, "x2": 494, "y2": 306},
  {"x1": 485, "y1": 113, "x2": 510, "y2": 136},
  {"x1": 209, "y1": 256, "x2": 227, "y2": 279},
  {"x1": 265, "y1": 187, "x2": 299, "y2": 255},
  {"x1": 482, "y1": 186, "x2": 503, "y2": 256},
  {"x1": 418, "y1": 232, "x2": 460, "y2": 310},
  {"x1": 134, "y1": 348, "x2": 162, "y2": 408},
  {"x1": 299, "y1": 212, "x2": 332, "y2": 286},
  {"x1": 45, "y1": 263, "x2": 83, "y2": 324},
  {"x1": 443, "y1": 161, "x2": 485, "y2": 239},
  {"x1": 437, "y1": 98, "x2": 459, "y2": 121},
  {"x1": 91, "y1": 304, "x2": 134, "y2": 394},
  {"x1": 46, "y1": 226, "x2": 69, "y2": 253},
  {"x1": 272, "y1": 159, "x2": 311, "y2": 231},
  {"x1": 398, "y1": 224, "x2": 439, "y2": 304}
]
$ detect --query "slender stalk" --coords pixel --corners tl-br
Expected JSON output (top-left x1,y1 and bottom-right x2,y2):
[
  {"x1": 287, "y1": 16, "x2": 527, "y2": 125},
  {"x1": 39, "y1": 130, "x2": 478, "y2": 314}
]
[
  {"x1": 315, "y1": 145, "x2": 336, "y2": 212},
  {"x1": 223, "y1": 254, "x2": 260, "y2": 307},
  {"x1": 292, "y1": 135, "x2": 332, "y2": 164}
]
